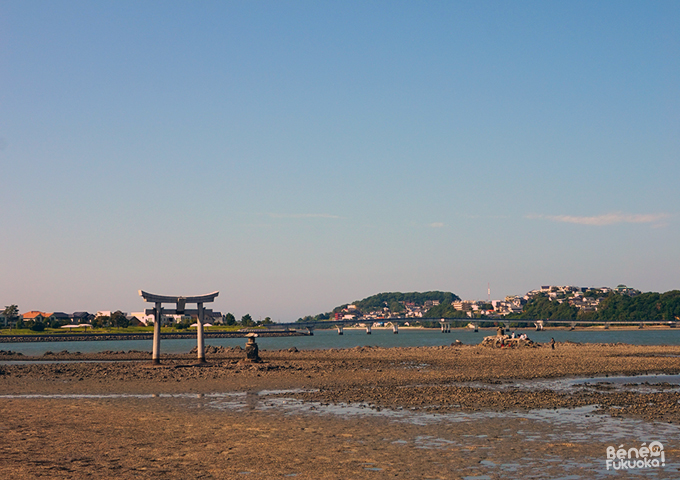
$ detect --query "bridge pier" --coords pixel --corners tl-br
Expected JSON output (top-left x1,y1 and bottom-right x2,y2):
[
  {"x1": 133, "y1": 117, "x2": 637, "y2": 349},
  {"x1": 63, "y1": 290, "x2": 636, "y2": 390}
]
[
  {"x1": 534, "y1": 321, "x2": 544, "y2": 331},
  {"x1": 366, "y1": 325, "x2": 372, "y2": 334},
  {"x1": 639, "y1": 322, "x2": 644, "y2": 329},
  {"x1": 337, "y1": 325, "x2": 343, "y2": 335},
  {"x1": 604, "y1": 322, "x2": 609, "y2": 330},
  {"x1": 473, "y1": 322, "x2": 478, "y2": 332},
  {"x1": 570, "y1": 321, "x2": 576, "y2": 331},
  {"x1": 306, "y1": 327, "x2": 314, "y2": 336},
  {"x1": 441, "y1": 322, "x2": 450, "y2": 333},
  {"x1": 392, "y1": 323, "x2": 399, "y2": 334}
]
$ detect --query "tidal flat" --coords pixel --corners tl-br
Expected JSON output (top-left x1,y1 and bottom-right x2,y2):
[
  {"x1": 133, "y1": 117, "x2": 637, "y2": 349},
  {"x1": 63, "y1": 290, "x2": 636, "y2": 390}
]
[{"x1": 1, "y1": 343, "x2": 679, "y2": 478}]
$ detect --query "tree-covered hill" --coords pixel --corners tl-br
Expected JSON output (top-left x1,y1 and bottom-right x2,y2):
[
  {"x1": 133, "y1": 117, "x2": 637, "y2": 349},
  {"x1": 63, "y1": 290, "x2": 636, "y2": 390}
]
[
  {"x1": 424, "y1": 302, "x2": 480, "y2": 319},
  {"x1": 508, "y1": 290, "x2": 680, "y2": 321},
  {"x1": 585, "y1": 290, "x2": 680, "y2": 321},
  {"x1": 298, "y1": 288, "x2": 680, "y2": 323},
  {"x1": 507, "y1": 295, "x2": 579, "y2": 320},
  {"x1": 336, "y1": 291, "x2": 460, "y2": 314},
  {"x1": 298, "y1": 291, "x2": 460, "y2": 322}
]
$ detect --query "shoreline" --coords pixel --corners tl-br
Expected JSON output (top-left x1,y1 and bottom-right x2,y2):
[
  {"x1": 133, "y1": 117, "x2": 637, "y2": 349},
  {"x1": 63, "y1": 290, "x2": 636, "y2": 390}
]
[
  {"x1": 2, "y1": 342, "x2": 679, "y2": 392},
  {"x1": 2, "y1": 342, "x2": 679, "y2": 478},
  {"x1": 0, "y1": 330, "x2": 308, "y2": 343},
  {"x1": 0, "y1": 323, "x2": 675, "y2": 340}
]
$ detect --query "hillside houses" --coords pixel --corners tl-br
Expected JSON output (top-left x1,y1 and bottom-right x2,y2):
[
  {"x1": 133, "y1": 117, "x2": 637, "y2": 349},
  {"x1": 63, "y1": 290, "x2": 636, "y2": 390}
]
[
  {"x1": 335, "y1": 284, "x2": 644, "y2": 322},
  {"x1": 523, "y1": 284, "x2": 641, "y2": 313},
  {"x1": 1, "y1": 310, "x2": 223, "y2": 329}
]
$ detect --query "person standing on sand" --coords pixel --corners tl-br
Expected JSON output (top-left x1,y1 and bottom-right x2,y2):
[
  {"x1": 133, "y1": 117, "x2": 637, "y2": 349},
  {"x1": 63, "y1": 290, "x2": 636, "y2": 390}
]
[{"x1": 550, "y1": 338, "x2": 555, "y2": 350}]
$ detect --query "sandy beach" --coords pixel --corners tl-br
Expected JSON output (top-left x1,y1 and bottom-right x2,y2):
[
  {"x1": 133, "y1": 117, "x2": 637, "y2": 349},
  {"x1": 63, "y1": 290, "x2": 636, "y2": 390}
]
[{"x1": 1, "y1": 342, "x2": 679, "y2": 478}]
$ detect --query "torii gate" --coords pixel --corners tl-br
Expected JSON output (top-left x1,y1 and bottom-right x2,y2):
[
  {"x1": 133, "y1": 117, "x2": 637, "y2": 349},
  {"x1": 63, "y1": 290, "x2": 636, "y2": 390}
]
[{"x1": 139, "y1": 290, "x2": 219, "y2": 364}]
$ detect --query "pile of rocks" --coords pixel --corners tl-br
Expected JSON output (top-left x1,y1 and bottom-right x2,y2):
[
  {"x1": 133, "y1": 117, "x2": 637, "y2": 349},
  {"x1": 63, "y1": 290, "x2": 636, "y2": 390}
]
[
  {"x1": 189, "y1": 345, "x2": 243, "y2": 355},
  {"x1": 0, "y1": 350, "x2": 23, "y2": 356},
  {"x1": 481, "y1": 334, "x2": 536, "y2": 348}
]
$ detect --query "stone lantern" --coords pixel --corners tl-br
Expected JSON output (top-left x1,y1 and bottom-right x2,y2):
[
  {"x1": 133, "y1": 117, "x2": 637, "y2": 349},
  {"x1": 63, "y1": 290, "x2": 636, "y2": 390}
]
[{"x1": 245, "y1": 333, "x2": 261, "y2": 362}]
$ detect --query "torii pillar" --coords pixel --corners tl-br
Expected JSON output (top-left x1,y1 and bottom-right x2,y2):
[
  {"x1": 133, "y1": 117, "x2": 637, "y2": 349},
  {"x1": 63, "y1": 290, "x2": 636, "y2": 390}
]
[{"x1": 139, "y1": 290, "x2": 219, "y2": 365}]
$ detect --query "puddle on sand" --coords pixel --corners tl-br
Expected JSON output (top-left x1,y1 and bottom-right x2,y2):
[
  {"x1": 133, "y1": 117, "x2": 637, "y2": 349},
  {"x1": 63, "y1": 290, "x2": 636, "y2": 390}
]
[
  {"x1": 0, "y1": 389, "x2": 680, "y2": 480},
  {"x1": 3, "y1": 388, "x2": 680, "y2": 478},
  {"x1": 3, "y1": 388, "x2": 679, "y2": 443},
  {"x1": 0, "y1": 392, "x2": 248, "y2": 400},
  {"x1": 0, "y1": 359, "x2": 147, "y2": 365},
  {"x1": 198, "y1": 392, "x2": 680, "y2": 478},
  {"x1": 469, "y1": 373, "x2": 680, "y2": 394},
  {"x1": 195, "y1": 392, "x2": 680, "y2": 446},
  {"x1": 415, "y1": 435, "x2": 458, "y2": 449}
]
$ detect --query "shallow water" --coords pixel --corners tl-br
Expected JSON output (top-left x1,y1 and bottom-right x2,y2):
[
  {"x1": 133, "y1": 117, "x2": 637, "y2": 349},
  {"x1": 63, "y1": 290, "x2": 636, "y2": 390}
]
[
  {"x1": 205, "y1": 394, "x2": 680, "y2": 478},
  {"x1": 2, "y1": 327, "x2": 680, "y2": 356},
  {"x1": 1, "y1": 388, "x2": 676, "y2": 433},
  {"x1": 468, "y1": 374, "x2": 680, "y2": 394},
  {"x1": 0, "y1": 359, "x2": 147, "y2": 365},
  {"x1": 2, "y1": 388, "x2": 678, "y2": 478}
]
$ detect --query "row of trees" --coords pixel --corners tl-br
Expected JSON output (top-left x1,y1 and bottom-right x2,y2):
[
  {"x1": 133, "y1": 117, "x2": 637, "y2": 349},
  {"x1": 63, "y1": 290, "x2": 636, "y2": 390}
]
[
  {"x1": 0, "y1": 306, "x2": 132, "y2": 330},
  {"x1": 91, "y1": 311, "x2": 130, "y2": 328},
  {"x1": 1, "y1": 305, "x2": 276, "y2": 330},
  {"x1": 222, "y1": 313, "x2": 273, "y2": 327},
  {"x1": 174, "y1": 313, "x2": 273, "y2": 329},
  {"x1": 1, "y1": 305, "x2": 51, "y2": 331}
]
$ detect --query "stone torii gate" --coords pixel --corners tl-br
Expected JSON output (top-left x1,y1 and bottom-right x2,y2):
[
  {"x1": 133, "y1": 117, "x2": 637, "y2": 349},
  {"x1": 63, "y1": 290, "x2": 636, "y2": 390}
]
[{"x1": 139, "y1": 290, "x2": 219, "y2": 364}]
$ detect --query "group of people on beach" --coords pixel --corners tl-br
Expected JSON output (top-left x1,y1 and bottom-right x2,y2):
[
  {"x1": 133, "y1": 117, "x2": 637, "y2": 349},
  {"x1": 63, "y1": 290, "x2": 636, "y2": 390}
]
[
  {"x1": 495, "y1": 325, "x2": 555, "y2": 349},
  {"x1": 495, "y1": 326, "x2": 528, "y2": 341}
]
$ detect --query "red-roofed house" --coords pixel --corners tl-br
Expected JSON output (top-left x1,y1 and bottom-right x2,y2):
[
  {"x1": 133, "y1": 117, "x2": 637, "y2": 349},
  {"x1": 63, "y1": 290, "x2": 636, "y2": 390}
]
[
  {"x1": 22, "y1": 311, "x2": 55, "y2": 322},
  {"x1": 22, "y1": 311, "x2": 45, "y2": 322}
]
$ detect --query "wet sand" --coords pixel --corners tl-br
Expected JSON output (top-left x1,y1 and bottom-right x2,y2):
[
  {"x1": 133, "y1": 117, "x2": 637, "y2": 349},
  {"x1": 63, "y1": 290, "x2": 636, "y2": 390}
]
[{"x1": 1, "y1": 342, "x2": 680, "y2": 478}]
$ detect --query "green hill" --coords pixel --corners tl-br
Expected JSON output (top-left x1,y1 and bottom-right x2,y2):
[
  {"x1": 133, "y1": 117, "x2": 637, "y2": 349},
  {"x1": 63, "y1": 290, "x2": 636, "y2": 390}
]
[
  {"x1": 298, "y1": 291, "x2": 460, "y2": 322},
  {"x1": 337, "y1": 291, "x2": 460, "y2": 314},
  {"x1": 508, "y1": 290, "x2": 680, "y2": 321},
  {"x1": 586, "y1": 290, "x2": 680, "y2": 321}
]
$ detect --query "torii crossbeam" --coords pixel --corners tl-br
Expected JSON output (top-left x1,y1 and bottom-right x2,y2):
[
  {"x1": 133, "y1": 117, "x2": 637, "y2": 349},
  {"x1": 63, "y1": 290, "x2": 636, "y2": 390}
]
[{"x1": 139, "y1": 290, "x2": 219, "y2": 364}]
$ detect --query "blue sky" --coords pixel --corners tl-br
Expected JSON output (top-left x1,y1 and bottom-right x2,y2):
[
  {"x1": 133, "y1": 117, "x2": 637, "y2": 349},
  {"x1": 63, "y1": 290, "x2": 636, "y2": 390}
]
[{"x1": 1, "y1": 1, "x2": 678, "y2": 320}]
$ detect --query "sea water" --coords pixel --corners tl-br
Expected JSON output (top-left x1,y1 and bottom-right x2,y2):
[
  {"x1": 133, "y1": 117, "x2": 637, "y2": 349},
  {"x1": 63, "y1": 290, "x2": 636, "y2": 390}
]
[{"x1": 1, "y1": 327, "x2": 680, "y2": 356}]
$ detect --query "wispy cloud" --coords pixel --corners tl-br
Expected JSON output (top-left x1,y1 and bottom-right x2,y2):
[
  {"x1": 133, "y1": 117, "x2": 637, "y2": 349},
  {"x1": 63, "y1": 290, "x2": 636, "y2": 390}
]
[
  {"x1": 264, "y1": 213, "x2": 341, "y2": 219},
  {"x1": 458, "y1": 214, "x2": 512, "y2": 220},
  {"x1": 527, "y1": 212, "x2": 671, "y2": 226},
  {"x1": 429, "y1": 222, "x2": 445, "y2": 228}
]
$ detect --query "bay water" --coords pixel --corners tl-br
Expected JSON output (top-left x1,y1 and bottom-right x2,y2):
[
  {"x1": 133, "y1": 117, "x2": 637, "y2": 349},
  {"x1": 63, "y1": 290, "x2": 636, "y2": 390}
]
[{"x1": 2, "y1": 327, "x2": 680, "y2": 356}]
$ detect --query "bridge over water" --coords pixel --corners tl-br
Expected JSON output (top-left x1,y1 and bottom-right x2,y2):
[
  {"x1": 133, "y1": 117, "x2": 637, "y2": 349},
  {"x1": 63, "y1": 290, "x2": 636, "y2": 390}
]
[{"x1": 252, "y1": 318, "x2": 678, "y2": 335}]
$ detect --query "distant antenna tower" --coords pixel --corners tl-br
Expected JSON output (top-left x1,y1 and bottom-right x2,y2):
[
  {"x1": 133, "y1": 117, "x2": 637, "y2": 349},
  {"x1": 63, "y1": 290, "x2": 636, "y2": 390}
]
[{"x1": 488, "y1": 283, "x2": 491, "y2": 303}]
